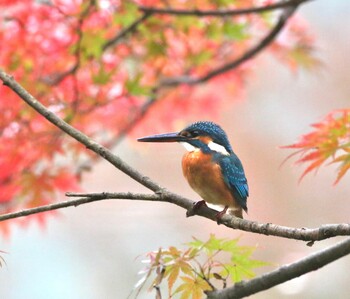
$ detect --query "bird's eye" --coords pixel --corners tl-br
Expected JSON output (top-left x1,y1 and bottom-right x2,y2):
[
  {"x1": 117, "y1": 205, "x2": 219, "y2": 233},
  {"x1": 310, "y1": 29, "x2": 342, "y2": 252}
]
[
  {"x1": 191, "y1": 130, "x2": 199, "y2": 138},
  {"x1": 180, "y1": 130, "x2": 199, "y2": 138}
]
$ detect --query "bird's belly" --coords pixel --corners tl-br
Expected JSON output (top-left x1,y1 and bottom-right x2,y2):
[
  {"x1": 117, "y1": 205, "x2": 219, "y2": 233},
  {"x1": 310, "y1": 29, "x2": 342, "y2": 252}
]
[{"x1": 182, "y1": 151, "x2": 237, "y2": 208}]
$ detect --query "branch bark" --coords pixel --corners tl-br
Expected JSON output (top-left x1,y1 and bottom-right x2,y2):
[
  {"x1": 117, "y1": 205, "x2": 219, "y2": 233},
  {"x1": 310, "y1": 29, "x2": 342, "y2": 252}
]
[
  {"x1": 0, "y1": 192, "x2": 161, "y2": 222},
  {"x1": 0, "y1": 189, "x2": 349, "y2": 243},
  {"x1": 207, "y1": 237, "x2": 350, "y2": 298},
  {"x1": 64, "y1": 193, "x2": 350, "y2": 243}
]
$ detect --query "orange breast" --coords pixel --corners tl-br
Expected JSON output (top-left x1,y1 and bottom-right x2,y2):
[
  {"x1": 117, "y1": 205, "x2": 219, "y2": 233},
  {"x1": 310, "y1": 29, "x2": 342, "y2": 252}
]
[{"x1": 182, "y1": 150, "x2": 241, "y2": 212}]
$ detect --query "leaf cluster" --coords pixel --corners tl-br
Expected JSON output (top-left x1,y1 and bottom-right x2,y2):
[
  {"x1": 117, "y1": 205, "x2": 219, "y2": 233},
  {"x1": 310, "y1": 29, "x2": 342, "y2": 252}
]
[
  {"x1": 133, "y1": 234, "x2": 268, "y2": 299},
  {"x1": 283, "y1": 109, "x2": 350, "y2": 183}
]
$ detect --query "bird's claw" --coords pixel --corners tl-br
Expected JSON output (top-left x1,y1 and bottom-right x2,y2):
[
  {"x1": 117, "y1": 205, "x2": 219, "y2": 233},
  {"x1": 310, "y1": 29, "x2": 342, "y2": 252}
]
[
  {"x1": 215, "y1": 206, "x2": 229, "y2": 225},
  {"x1": 186, "y1": 200, "x2": 207, "y2": 217}
]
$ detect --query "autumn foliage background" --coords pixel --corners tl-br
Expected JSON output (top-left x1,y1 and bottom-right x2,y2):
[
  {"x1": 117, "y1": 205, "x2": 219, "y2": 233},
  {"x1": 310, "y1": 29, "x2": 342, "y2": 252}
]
[{"x1": 0, "y1": 1, "x2": 350, "y2": 298}]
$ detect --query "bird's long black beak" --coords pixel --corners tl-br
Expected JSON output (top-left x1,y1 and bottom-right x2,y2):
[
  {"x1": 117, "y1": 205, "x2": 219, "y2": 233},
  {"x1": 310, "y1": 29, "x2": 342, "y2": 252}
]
[{"x1": 137, "y1": 132, "x2": 186, "y2": 143}]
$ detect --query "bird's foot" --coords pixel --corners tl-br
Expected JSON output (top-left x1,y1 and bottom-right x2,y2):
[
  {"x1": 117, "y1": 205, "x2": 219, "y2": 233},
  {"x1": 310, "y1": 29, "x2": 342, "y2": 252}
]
[
  {"x1": 215, "y1": 206, "x2": 229, "y2": 225},
  {"x1": 186, "y1": 200, "x2": 207, "y2": 217}
]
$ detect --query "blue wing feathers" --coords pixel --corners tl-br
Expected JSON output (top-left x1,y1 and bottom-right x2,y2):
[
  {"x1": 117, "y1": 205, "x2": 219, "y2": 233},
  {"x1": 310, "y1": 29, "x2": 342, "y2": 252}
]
[{"x1": 217, "y1": 155, "x2": 248, "y2": 211}]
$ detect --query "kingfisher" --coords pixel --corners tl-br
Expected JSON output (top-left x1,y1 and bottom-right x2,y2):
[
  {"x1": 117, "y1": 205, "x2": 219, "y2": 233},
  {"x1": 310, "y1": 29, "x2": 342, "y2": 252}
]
[{"x1": 137, "y1": 121, "x2": 248, "y2": 219}]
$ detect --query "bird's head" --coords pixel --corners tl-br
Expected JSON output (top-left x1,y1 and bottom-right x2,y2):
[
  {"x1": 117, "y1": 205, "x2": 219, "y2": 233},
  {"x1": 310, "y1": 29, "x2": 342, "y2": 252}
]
[{"x1": 137, "y1": 121, "x2": 233, "y2": 155}]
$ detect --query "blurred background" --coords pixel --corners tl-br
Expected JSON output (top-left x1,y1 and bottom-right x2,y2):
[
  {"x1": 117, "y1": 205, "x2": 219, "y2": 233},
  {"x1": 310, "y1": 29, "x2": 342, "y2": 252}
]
[{"x1": 0, "y1": 1, "x2": 350, "y2": 298}]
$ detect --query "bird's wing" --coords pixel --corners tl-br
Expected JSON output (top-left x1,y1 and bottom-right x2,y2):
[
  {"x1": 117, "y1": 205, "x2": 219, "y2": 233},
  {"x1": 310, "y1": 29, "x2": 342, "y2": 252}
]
[{"x1": 218, "y1": 155, "x2": 249, "y2": 211}]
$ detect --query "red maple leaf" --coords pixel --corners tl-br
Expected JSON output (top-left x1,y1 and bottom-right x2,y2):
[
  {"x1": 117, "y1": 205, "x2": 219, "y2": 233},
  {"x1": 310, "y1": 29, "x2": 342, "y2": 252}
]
[{"x1": 282, "y1": 109, "x2": 350, "y2": 183}]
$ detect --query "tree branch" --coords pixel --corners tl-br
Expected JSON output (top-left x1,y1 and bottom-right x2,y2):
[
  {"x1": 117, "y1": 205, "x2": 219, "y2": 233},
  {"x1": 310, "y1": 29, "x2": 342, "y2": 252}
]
[
  {"x1": 0, "y1": 192, "x2": 161, "y2": 222},
  {"x1": 102, "y1": 12, "x2": 153, "y2": 51},
  {"x1": 158, "y1": 5, "x2": 299, "y2": 88},
  {"x1": 207, "y1": 237, "x2": 350, "y2": 298},
  {"x1": 64, "y1": 192, "x2": 350, "y2": 242},
  {"x1": 1, "y1": 189, "x2": 349, "y2": 243},
  {"x1": 139, "y1": 0, "x2": 312, "y2": 17}
]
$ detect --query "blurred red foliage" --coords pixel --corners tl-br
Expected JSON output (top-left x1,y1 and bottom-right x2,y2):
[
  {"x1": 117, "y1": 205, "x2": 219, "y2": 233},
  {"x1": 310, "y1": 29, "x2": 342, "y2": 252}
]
[{"x1": 0, "y1": 0, "x2": 316, "y2": 231}]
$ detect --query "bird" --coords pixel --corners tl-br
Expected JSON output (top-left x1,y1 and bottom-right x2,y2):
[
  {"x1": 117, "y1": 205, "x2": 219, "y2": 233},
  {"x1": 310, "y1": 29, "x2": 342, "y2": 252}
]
[{"x1": 137, "y1": 121, "x2": 249, "y2": 219}]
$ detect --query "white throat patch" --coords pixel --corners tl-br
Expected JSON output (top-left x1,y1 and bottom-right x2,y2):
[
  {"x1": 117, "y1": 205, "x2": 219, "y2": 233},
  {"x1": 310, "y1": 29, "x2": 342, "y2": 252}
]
[
  {"x1": 180, "y1": 142, "x2": 197, "y2": 152},
  {"x1": 208, "y1": 141, "x2": 230, "y2": 156},
  {"x1": 181, "y1": 141, "x2": 230, "y2": 155}
]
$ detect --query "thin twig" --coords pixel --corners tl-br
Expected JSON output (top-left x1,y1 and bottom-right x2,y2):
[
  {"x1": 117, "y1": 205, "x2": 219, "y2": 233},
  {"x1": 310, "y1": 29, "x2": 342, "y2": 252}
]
[
  {"x1": 158, "y1": 6, "x2": 298, "y2": 88},
  {"x1": 207, "y1": 237, "x2": 350, "y2": 298},
  {"x1": 0, "y1": 192, "x2": 161, "y2": 222},
  {"x1": 43, "y1": 0, "x2": 96, "y2": 86},
  {"x1": 139, "y1": 0, "x2": 312, "y2": 17},
  {"x1": 71, "y1": 0, "x2": 96, "y2": 105},
  {"x1": 102, "y1": 12, "x2": 153, "y2": 51}
]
